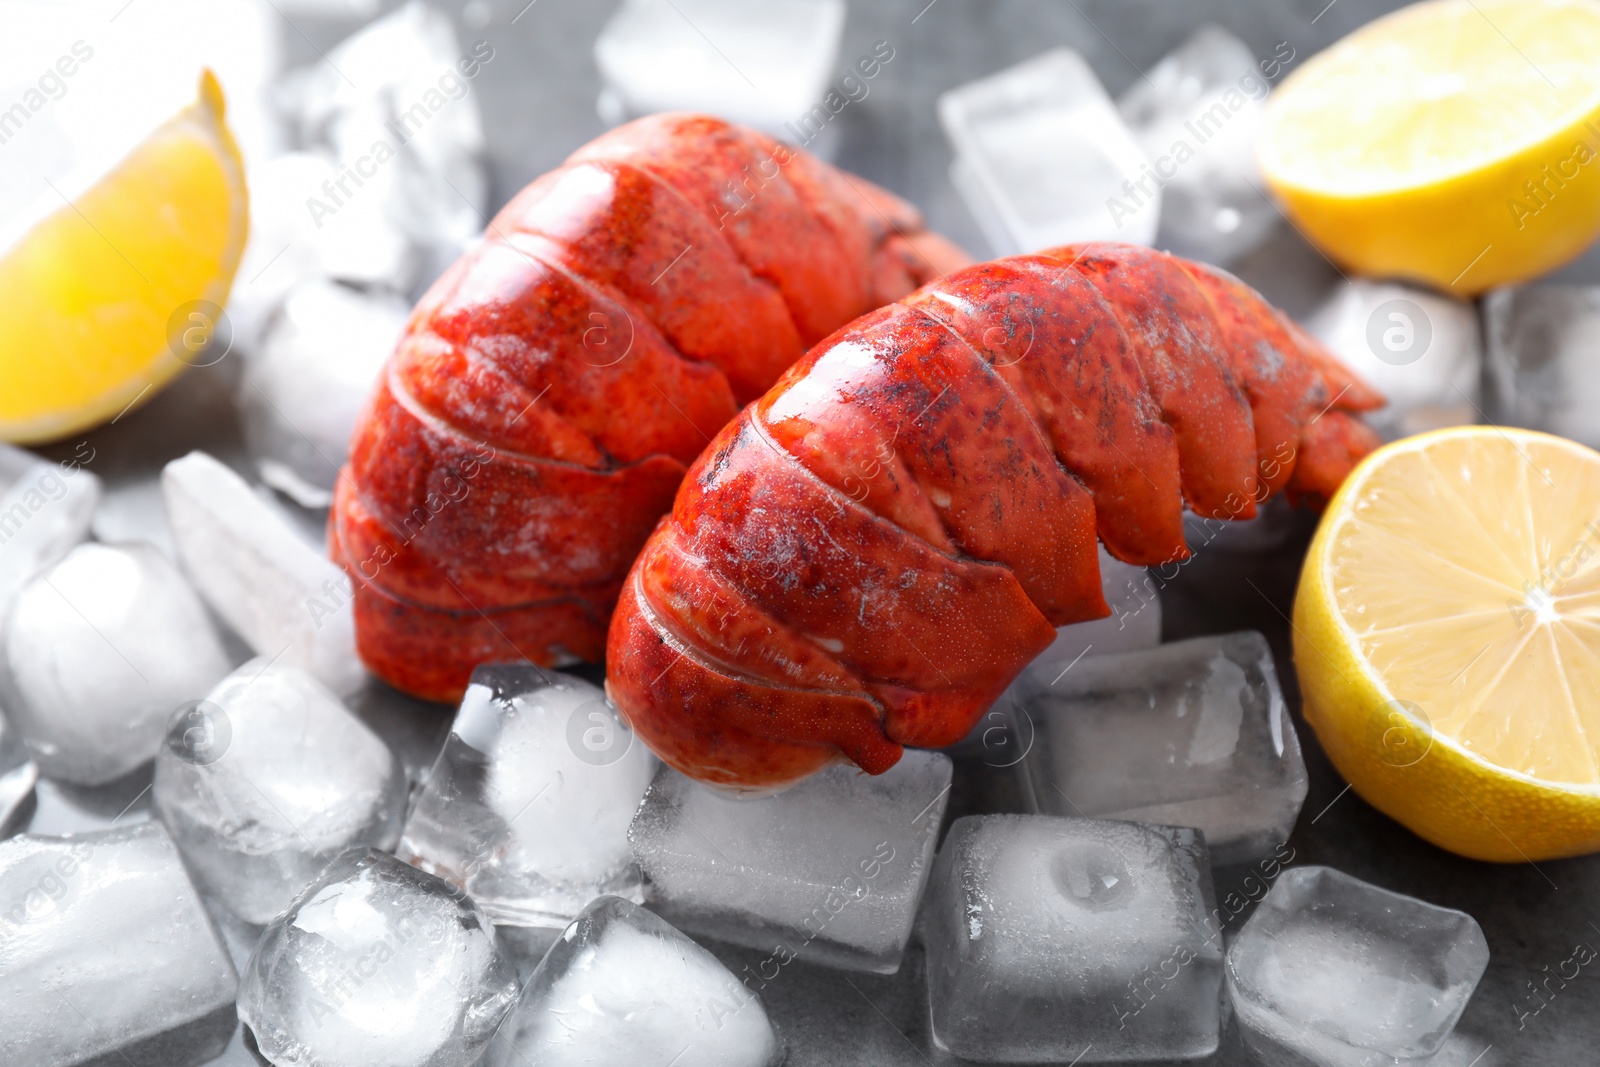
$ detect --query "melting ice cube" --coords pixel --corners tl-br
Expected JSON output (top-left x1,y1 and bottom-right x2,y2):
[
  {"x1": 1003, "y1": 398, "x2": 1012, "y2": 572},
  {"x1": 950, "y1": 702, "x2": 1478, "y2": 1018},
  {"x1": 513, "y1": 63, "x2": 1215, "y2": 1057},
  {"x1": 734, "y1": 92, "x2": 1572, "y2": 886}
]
[
  {"x1": 0, "y1": 543, "x2": 231, "y2": 786},
  {"x1": 0, "y1": 823, "x2": 238, "y2": 1067},
  {"x1": 152, "y1": 658, "x2": 406, "y2": 924},
  {"x1": 1227, "y1": 865, "x2": 1490, "y2": 1066},
  {"x1": 399, "y1": 664, "x2": 656, "y2": 929},
  {"x1": 924, "y1": 814, "x2": 1222, "y2": 1062},
  {"x1": 629, "y1": 750, "x2": 951, "y2": 973},
  {"x1": 483, "y1": 895, "x2": 783, "y2": 1067},
  {"x1": 1016, "y1": 631, "x2": 1308, "y2": 866}
]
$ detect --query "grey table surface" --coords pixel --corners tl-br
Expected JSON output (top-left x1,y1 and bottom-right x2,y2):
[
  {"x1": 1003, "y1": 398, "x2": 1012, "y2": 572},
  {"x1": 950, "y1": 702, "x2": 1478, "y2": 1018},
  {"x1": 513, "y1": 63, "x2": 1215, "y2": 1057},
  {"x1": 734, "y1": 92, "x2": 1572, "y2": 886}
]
[{"x1": 20, "y1": 1, "x2": 1600, "y2": 1064}]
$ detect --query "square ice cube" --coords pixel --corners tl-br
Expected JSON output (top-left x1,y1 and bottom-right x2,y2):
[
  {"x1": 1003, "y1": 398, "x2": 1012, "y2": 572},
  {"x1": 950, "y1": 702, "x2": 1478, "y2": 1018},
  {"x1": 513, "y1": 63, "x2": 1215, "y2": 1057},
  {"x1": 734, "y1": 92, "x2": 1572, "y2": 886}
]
[
  {"x1": 925, "y1": 814, "x2": 1222, "y2": 1062},
  {"x1": 0, "y1": 823, "x2": 238, "y2": 1067},
  {"x1": 1484, "y1": 283, "x2": 1600, "y2": 449},
  {"x1": 399, "y1": 664, "x2": 657, "y2": 929},
  {"x1": 1307, "y1": 279, "x2": 1481, "y2": 441},
  {"x1": 1016, "y1": 631, "x2": 1307, "y2": 866},
  {"x1": 594, "y1": 0, "x2": 846, "y2": 144},
  {"x1": 629, "y1": 750, "x2": 952, "y2": 973},
  {"x1": 1227, "y1": 866, "x2": 1490, "y2": 1067},
  {"x1": 1117, "y1": 25, "x2": 1276, "y2": 265},
  {"x1": 940, "y1": 48, "x2": 1157, "y2": 255}
]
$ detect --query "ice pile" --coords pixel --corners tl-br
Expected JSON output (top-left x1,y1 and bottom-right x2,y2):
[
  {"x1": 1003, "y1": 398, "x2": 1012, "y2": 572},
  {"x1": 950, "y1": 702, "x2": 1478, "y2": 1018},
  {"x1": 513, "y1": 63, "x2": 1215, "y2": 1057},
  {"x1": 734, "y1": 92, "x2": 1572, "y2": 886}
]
[
  {"x1": 1117, "y1": 25, "x2": 1276, "y2": 264},
  {"x1": 1017, "y1": 631, "x2": 1307, "y2": 866},
  {"x1": 0, "y1": 443, "x2": 100, "y2": 624},
  {"x1": 925, "y1": 814, "x2": 1222, "y2": 1062},
  {"x1": 237, "y1": 278, "x2": 409, "y2": 507},
  {"x1": 1483, "y1": 283, "x2": 1600, "y2": 449},
  {"x1": 940, "y1": 48, "x2": 1157, "y2": 255},
  {"x1": 0, "y1": 543, "x2": 230, "y2": 785},
  {"x1": 399, "y1": 664, "x2": 656, "y2": 928},
  {"x1": 162, "y1": 451, "x2": 364, "y2": 696},
  {"x1": 231, "y1": 2, "x2": 487, "y2": 343},
  {"x1": 1308, "y1": 279, "x2": 1482, "y2": 441},
  {"x1": 238, "y1": 847, "x2": 519, "y2": 1067},
  {"x1": 0, "y1": 823, "x2": 238, "y2": 1067},
  {"x1": 1227, "y1": 866, "x2": 1490, "y2": 1066},
  {"x1": 629, "y1": 750, "x2": 951, "y2": 973},
  {"x1": 484, "y1": 895, "x2": 783, "y2": 1067},
  {"x1": 0, "y1": 707, "x2": 38, "y2": 835},
  {"x1": 594, "y1": 0, "x2": 846, "y2": 150},
  {"x1": 152, "y1": 659, "x2": 406, "y2": 924}
]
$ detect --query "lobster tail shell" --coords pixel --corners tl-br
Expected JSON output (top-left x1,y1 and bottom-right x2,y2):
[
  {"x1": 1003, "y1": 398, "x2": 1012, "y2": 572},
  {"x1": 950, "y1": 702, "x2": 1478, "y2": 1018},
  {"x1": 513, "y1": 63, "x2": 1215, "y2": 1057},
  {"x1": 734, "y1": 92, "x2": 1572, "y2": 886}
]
[
  {"x1": 607, "y1": 242, "x2": 1383, "y2": 790},
  {"x1": 332, "y1": 113, "x2": 965, "y2": 702}
]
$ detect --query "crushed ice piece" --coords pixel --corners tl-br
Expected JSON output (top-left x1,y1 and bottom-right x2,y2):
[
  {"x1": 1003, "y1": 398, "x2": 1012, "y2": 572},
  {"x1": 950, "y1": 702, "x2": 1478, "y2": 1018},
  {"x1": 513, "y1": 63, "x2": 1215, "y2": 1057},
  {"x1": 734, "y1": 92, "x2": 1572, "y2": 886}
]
[
  {"x1": 153, "y1": 658, "x2": 406, "y2": 925},
  {"x1": 629, "y1": 750, "x2": 952, "y2": 973},
  {"x1": 940, "y1": 48, "x2": 1157, "y2": 256},
  {"x1": 1228, "y1": 865, "x2": 1490, "y2": 1066},
  {"x1": 0, "y1": 543, "x2": 230, "y2": 786},
  {"x1": 1017, "y1": 631, "x2": 1307, "y2": 866},
  {"x1": 399, "y1": 664, "x2": 656, "y2": 929},
  {"x1": 237, "y1": 847, "x2": 519, "y2": 1067},
  {"x1": 0, "y1": 822, "x2": 238, "y2": 1067},
  {"x1": 483, "y1": 895, "x2": 783, "y2": 1067},
  {"x1": 162, "y1": 451, "x2": 365, "y2": 697},
  {"x1": 0, "y1": 707, "x2": 39, "y2": 836}
]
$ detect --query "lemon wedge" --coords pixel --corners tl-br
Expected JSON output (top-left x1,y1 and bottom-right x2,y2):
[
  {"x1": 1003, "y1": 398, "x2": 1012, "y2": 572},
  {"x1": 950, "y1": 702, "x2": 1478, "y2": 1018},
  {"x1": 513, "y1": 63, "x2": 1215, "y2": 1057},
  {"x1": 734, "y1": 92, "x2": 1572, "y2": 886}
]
[
  {"x1": 1260, "y1": 0, "x2": 1600, "y2": 294},
  {"x1": 0, "y1": 69, "x2": 248, "y2": 443},
  {"x1": 1296, "y1": 426, "x2": 1600, "y2": 861}
]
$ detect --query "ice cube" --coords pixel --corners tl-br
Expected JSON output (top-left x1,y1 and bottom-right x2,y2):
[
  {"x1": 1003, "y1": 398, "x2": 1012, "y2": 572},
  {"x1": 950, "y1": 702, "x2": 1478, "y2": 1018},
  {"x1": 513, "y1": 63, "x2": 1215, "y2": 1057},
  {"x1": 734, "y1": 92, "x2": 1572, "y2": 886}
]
[
  {"x1": 1016, "y1": 632, "x2": 1307, "y2": 866},
  {"x1": 1483, "y1": 283, "x2": 1600, "y2": 449},
  {"x1": 0, "y1": 707, "x2": 38, "y2": 836},
  {"x1": 237, "y1": 847, "x2": 519, "y2": 1067},
  {"x1": 238, "y1": 278, "x2": 409, "y2": 507},
  {"x1": 281, "y1": 2, "x2": 488, "y2": 291},
  {"x1": 484, "y1": 895, "x2": 783, "y2": 1067},
  {"x1": 162, "y1": 451, "x2": 365, "y2": 697},
  {"x1": 152, "y1": 658, "x2": 406, "y2": 925},
  {"x1": 925, "y1": 814, "x2": 1222, "y2": 1062},
  {"x1": 0, "y1": 823, "x2": 238, "y2": 1067},
  {"x1": 940, "y1": 48, "x2": 1158, "y2": 256},
  {"x1": 1117, "y1": 25, "x2": 1276, "y2": 265},
  {"x1": 0, "y1": 543, "x2": 231, "y2": 786},
  {"x1": 398, "y1": 664, "x2": 656, "y2": 928},
  {"x1": 1227, "y1": 866, "x2": 1490, "y2": 1067},
  {"x1": 0, "y1": 446, "x2": 101, "y2": 624},
  {"x1": 594, "y1": 0, "x2": 846, "y2": 149},
  {"x1": 1308, "y1": 279, "x2": 1481, "y2": 441},
  {"x1": 629, "y1": 750, "x2": 952, "y2": 973}
]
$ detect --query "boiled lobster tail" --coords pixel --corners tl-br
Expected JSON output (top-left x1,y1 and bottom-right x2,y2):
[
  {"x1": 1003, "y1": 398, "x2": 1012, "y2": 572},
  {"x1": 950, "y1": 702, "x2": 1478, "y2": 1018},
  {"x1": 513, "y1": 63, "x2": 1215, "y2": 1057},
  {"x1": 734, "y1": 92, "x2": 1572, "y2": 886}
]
[
  {"x1": 331, "y1": 113, "x2": 967, "y2": 702},
  {"x1": 607, "y1": 242, "x2": 1384, "y2": 790}
]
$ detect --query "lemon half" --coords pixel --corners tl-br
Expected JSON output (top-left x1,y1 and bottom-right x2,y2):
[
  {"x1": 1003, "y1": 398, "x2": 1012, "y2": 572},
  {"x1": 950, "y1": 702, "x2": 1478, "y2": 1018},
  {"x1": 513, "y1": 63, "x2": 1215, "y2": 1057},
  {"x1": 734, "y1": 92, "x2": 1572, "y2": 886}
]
[
  {"x1": 1260, "y1": 0, "x2": 1600, "y2": 295},
  {"x1": 0, "y1": 69, "x2": 248, "y2": 443},
  {"x1": 1296, "y1": 426, "x2": 1600, "y2": 861}
]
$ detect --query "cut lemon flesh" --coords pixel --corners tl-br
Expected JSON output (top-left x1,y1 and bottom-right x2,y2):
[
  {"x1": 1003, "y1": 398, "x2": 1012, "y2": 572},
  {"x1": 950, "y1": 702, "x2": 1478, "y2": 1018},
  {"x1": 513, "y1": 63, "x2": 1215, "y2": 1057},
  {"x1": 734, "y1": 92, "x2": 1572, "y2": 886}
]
[
  {"x1": 1296, "y1": 426, "x2": 1600, "y2": 861},
  {"x1": 0, "y1": 69, "x2": 247, "y2": 443},
  {"x1": 1260, "y1": 0, "x2": 1600, "y2": 294}
]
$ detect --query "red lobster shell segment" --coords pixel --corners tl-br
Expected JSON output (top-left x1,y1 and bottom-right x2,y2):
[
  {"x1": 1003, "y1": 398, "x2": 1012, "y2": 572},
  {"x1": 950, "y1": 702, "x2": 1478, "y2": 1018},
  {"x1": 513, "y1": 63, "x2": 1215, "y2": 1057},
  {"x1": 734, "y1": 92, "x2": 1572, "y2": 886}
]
[
  {"x1": 331, "y1": 113, "x2": 967, "y2": 702},
  {"x1": 607, "y1": 242, "x2": 1384, "y2": 790}
]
